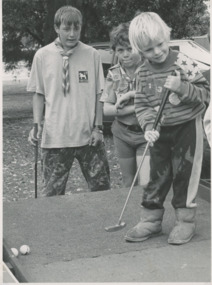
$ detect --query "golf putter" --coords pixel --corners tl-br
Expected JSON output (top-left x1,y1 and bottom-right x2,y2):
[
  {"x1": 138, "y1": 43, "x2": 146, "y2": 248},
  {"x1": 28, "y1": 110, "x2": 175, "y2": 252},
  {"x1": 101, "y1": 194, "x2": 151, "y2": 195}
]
[
  {"x1": 33, "y1": 123, "x2": 38, "y2": 198},
  {"x1": 105, "y1": 86, "x2": 172, "y2": 232}
]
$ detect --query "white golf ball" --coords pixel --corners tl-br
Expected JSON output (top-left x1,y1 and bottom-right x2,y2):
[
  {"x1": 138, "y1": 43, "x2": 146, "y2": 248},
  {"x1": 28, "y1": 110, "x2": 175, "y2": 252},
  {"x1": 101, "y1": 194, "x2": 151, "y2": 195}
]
[
  {"x1": 20, "y1": 245, "x2": 30, "y2": 255},
  {"x1": 11, "y1": 248, "x2": 19, "y2": 257}
]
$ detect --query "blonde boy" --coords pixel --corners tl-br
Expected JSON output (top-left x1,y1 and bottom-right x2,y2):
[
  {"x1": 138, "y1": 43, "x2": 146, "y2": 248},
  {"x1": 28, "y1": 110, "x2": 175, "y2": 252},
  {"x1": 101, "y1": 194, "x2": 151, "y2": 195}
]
[{"x1": 121, "y1": 12, "x2": 210, "y2": 244}]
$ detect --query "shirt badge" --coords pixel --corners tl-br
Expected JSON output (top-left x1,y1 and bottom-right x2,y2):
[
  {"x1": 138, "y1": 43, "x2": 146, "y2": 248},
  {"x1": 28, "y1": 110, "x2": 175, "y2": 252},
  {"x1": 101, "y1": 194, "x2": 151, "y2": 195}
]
[
  {"x1": 79, "y1": 71, "x2": 88, "y2": 82},
  {"x1": 169, "y1": 92, "x2": 181, "y2": 105},
  {"x1": 113, "y1": 74, "x2": 121, "y2": 81}
]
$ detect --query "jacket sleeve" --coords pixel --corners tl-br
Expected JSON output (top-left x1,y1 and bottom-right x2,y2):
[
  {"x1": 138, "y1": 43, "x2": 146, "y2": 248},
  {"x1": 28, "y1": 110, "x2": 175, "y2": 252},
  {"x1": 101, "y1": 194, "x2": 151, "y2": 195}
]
[{"x1": 135, "y1": 79, "x2": 158, "y2": 131}]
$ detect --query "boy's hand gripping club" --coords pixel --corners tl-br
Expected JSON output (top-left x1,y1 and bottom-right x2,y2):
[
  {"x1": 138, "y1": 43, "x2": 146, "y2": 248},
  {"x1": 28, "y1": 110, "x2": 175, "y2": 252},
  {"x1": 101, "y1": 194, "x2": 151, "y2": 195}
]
[{"x1": 105, "y1": 85, "x2": 172, "y2": 232}]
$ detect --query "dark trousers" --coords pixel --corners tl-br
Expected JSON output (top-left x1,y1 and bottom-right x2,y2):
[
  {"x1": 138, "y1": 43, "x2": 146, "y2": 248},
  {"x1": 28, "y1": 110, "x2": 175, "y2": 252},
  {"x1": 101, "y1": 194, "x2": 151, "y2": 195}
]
[{"x1": 142, "y1": 116, "x2": 203, "y2": 209}]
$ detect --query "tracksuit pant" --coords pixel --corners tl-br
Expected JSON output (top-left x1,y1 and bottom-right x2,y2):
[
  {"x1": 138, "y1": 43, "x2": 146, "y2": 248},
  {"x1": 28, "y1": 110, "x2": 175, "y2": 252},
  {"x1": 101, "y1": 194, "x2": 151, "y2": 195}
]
[{"x1": 142, "y1": 116, "x2": 203, "y2": 209}]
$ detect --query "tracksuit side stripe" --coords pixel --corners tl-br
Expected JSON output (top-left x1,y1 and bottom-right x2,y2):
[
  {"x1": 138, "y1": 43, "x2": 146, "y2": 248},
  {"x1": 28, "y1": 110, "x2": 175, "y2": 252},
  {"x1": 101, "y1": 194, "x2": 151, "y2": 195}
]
[{"x1": 186, "y1": 115, "x2": 203, "y2": 208}]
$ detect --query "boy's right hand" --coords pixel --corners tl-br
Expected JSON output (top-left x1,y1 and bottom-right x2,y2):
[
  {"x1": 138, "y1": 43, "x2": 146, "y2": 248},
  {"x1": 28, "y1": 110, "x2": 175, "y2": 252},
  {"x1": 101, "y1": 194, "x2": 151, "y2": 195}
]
[
  {"x1": 28, "y1": 124, "x2": 42, "y2": 146},
  {"x1": 144, "y1": 130, "x2": 160, "y2": 146},
  {"x1": 115, "y1": 98, "x2": 129, "y2": 110}
]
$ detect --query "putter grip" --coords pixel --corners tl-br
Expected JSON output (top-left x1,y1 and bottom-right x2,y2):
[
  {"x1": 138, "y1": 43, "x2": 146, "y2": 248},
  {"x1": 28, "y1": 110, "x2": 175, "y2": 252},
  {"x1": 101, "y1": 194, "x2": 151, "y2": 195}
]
[
  {"x1": 152, "y1": 88, "x2": 170, "y2": 130},
  {"x1": 152, "y1": 70, "x2": 176, "y2": 130},
  {"x1": 33, "y1": 123, "x2": 38, "y2": 138}
]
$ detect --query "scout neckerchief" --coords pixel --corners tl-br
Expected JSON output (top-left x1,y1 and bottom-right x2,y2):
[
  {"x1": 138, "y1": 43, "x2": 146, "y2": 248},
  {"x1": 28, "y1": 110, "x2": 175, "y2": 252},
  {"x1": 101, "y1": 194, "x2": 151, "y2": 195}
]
[
  {"x1": 54, "y1": 37, "x2": 78, "y2": 96},
  {"x1": 120, "y1": 63, "x2": 141, "y2": 92}
]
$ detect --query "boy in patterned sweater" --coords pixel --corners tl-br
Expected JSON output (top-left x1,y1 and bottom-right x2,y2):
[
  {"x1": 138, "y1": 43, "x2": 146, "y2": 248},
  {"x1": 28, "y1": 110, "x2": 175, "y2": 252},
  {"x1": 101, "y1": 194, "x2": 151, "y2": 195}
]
[{"x1": 116, "y1": 12, "x2": 210, "y2": 244}]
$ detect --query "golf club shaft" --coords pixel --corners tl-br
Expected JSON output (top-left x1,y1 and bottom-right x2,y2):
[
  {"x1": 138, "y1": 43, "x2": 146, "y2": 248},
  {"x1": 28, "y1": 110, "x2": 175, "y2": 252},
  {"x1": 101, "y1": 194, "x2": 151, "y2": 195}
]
[
  {"x1": 117, "y1": 141, "x2": 151, "y2": 224},
  {"x1": 34, "y1": 123, "x2": 38, "y2": 199},
  {"x1": 153, "y1": 88, "x2": 171, "y2": 129},
  {"x1": 117, "y1": 87, "x2": 172, "y2": 225},
  {"x1": 152, "y1": 71, "x2": 175, "y2": 129}
]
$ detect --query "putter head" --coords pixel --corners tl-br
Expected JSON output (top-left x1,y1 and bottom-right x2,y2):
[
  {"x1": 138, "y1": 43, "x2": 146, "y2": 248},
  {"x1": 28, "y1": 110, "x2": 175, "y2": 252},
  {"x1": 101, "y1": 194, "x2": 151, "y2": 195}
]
[{"x1": 105, "y1": 221, "x2": 126, "y2": 232}]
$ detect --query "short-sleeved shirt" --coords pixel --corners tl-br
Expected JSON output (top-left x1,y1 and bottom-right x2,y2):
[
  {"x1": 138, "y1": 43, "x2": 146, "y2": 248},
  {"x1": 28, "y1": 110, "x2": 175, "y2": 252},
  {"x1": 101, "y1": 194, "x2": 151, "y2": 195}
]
[
  {"x1": 100, "y1": 63, "x2": 141, "y2": 125},
  {"x1": 27, "y1": 41, "x2": 104, "y2": 148}
]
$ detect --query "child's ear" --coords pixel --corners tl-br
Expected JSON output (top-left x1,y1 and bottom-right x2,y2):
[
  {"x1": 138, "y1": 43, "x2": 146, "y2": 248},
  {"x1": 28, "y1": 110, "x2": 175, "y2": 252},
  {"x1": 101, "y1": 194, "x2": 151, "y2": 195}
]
[{"x1": 54, "y1": 24, "x2": 59, "y2": 34}]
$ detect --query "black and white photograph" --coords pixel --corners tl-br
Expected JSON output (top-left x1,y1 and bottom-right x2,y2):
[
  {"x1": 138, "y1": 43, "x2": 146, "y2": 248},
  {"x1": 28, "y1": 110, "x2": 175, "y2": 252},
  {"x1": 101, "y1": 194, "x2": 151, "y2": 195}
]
[{"x1": 2, "y1": 0, "x2": 211, "y2": 283}]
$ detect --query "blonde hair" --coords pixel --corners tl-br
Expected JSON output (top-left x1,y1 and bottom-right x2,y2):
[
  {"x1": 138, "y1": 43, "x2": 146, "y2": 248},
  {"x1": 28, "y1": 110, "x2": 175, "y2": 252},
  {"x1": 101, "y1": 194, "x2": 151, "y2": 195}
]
[{"x1": 129, "y1": 12, "x2": 171, "y2": 53}]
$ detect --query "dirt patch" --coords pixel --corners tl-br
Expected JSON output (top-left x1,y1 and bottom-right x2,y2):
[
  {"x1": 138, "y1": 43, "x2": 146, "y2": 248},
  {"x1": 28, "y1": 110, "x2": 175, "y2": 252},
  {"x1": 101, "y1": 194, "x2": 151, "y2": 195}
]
[{"x1": 3, "y1": 117, "x2": 122, "y2": 202}]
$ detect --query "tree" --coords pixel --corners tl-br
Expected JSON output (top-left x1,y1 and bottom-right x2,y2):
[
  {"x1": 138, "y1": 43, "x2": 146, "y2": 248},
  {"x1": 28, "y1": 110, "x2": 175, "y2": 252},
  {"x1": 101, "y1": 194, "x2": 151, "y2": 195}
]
[
  {"x1": 3, "y1": 0, "x2": 46, "y2": 69},
  {"x1": 3, "y1": 0, "x2": 209, "y2": 70},
  {"x1": 152, "y1": 0, "x2": 210, "y2": 39}
]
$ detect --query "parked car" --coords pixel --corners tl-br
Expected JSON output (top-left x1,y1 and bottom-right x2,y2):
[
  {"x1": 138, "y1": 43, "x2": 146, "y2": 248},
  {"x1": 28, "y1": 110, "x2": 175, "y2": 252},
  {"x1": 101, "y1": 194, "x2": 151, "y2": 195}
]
[
  {"x1": 90, "y1": 40, "x2": 210, "y2": 130},
  {"x1": 91, "y1": 39, "x2": 210, "y2": 75},
  {"x1": 89, "y1": 42, "x2": 117, "y2": 77}
]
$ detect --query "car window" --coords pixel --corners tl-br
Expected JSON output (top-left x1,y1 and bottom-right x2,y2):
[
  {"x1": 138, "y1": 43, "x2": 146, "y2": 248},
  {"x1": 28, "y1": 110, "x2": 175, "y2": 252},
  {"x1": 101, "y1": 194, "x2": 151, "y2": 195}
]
[{"x1": 170, "y1": 45, "x2": 180, "y2": 51}]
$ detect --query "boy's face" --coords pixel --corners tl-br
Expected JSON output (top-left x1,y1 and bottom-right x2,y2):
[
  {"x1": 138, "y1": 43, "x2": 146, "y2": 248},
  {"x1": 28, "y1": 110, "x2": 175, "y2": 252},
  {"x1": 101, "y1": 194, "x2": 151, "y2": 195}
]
[
  {"x1": 115, "y1": 44, "x2": 141, "y2": 69},
  {"x1": 55, "y1": 22, "x2": 81, "y2": 50},
  {"x1": 141, "y1": 38, "x2": 169, "y2": 64}
]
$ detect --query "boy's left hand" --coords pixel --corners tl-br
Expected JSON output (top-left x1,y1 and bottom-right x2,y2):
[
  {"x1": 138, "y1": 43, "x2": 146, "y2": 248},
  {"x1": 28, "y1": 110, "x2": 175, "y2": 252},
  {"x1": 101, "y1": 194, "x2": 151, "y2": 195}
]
[
  {"x1": 164, "y1": 70, "x2": 181, "y2": 93},
  {"x1": 89, "y1": 129, "x2": 103, "y2": 146}
]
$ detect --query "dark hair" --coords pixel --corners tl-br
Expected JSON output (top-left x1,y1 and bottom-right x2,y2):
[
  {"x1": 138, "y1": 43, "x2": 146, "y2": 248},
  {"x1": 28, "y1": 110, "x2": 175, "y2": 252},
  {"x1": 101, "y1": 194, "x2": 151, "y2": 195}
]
[
  {"x1": 54, "y1": 6, "x2": 82, "y2": 28},
  {"x1": 110, "y1": 22, "x2": 131, "y2": 51}
]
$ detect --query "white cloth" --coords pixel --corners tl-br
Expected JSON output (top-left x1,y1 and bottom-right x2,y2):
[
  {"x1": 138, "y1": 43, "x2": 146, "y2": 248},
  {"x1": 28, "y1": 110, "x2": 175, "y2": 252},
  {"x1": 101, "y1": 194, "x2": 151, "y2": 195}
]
[
  {"x1": 27, "y1": 41, "x2": 104, "y2": 148},
  {"x1": 203, "y1": 102, "x2": 211, "y2": 147}
]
